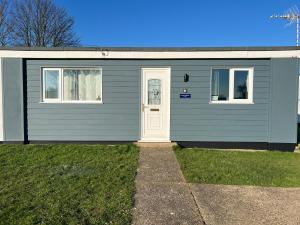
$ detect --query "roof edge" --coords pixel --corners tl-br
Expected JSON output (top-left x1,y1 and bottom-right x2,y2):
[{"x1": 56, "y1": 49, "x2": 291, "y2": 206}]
[{"x1": 0, "y1": 46, "x2": 299, "y2": 52}]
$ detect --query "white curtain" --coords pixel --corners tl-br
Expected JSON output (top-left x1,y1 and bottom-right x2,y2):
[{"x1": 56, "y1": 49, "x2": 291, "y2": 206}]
[
  {"x1": 63, "y1": 69, "x2": 101, "y2": 101},
  {"x1": 78, "y1": 70, "x2": 101, "y2": 101},
  {"x1": 63, "y1": 70, "x2": 77, "y2": 100}
]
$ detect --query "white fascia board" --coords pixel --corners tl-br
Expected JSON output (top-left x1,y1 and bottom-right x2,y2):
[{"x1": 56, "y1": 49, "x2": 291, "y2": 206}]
[
  {"x1": 246, "y1": 50, "x2": 300, "y2": 58},
  {"x1": 0, "y1": 50, "x2": 299, "y2": 58}
]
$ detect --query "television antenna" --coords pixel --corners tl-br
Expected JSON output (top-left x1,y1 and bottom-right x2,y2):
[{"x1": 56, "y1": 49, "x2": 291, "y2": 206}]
[{"x1": 271, "y1": 5, "x2": 300, "y2": 46}]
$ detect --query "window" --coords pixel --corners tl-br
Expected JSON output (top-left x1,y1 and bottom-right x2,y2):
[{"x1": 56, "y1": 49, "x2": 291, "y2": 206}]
[
  {"x1": 211, "y1": 69, "x2": 229, "y2": 101},
  {"x1": 211, "y1": 68, "x2": 253, "y2": 104},
  {"x1": 43, "y1": 69, "x2": 60, "y2": 102},
  {"x1": 63, "y1": 69, "x2": 102, "y2": 101},
  {"x1": 234, "y1": 70, "x2": 249, "y2": 99},
  {"x1": 148, "y1": 79, "x2": 161, "y2": 105},
  {"x1": 42, "y1": 68, "x2": 102, "y2": 103}
]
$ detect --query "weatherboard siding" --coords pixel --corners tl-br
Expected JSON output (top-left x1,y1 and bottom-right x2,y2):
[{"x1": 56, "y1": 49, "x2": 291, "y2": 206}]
[
  {"x1": 170, "y1": 60, "x2": 270, "y2": 142},
  {"x1": 25, "y1": 59, "x2": 271, "y2": 142},
  {"x1": 269, "y1": 58, "x2": 298, "y2": 144},
  {"x1": 2, "y1": 58, "x2": 24, "y2": 142},
  {"x1": 26, "y1": 60, "x2": 140, "y2": 141}
]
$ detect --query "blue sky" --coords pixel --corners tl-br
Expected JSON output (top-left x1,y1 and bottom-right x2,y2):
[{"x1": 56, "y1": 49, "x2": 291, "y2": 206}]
[{"x1": 56, "y1": 0, "x2": 300, "y2": 47}]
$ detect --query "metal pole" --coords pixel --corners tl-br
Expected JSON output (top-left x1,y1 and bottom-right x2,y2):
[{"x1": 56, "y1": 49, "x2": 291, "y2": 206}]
[{"x1": 297, "y1": 16, "x2": 299, "y2": 46}]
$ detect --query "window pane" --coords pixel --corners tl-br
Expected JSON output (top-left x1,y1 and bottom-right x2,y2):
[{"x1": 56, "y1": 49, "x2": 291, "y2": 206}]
[
  {"x1": 44, "y1": 70, "x2": 59, "y2": 99},
  {"x1": 148, "y1": 79, "x2": 161, "y2": 105},
  {"x1": 63, "y1": 70, "x2": 78, "y2": 100},
  {"x1": 211, "y1": 69, "x2": 229, "y2": 101},
  {"x1": 63, "y1": 69, "x2": 102, "y2": 101},
  {"x1": 234, "y1": 70, "x2": 248, "y2": 99}
]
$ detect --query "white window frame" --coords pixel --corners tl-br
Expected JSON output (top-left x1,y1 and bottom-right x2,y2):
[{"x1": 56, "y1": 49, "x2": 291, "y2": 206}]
[
  {"x1": 41, "y1": 67, "x2": 103, "y2": 104},
  {"x1": 42, "y1": 68, "x2": 61, "y2": 103},
  {"x1": 210, "y1": 67, "x2": 254, "y2": 104}
]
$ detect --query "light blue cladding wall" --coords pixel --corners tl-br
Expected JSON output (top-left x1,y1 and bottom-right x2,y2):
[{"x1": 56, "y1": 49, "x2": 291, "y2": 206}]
[
  {"x1": 26, "y1": 59, "x2": 274, "y2": 142},
  {"x1": 170, "y1": 60, "x2": 271, "y2": 142},
  {"x1": 2, "y1": 58, "x2": 24, "y2": 142},
  {"x1": 26, "y1": 60, "x2": 141, "y2": 141},
  {"x1": 269, "y1": 58, "x2": 298, "y2": 143}
]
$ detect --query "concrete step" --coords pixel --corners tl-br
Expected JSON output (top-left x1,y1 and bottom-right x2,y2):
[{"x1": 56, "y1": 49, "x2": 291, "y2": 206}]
[
  {"x1": 295, "y1": 144, "x2": 300, "y2": 153},
  {"x1": 134, "y1": 142, "x2": 177, "y2": 148}
]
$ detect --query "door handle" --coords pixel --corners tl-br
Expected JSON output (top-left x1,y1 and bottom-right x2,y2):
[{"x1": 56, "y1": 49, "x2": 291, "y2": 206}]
[{"x1": 142, "y1": 104, "x2": 145, "y2": 112}]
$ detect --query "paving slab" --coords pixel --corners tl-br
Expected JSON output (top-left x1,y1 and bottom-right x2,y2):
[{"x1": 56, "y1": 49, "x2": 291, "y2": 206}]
[
  {"x1": 133, "y1": 182, "x2": 202, "y2": 225},
  {"x1": 135, "y1": 148, "x2": 185, "y2": 183},
  {"x1": 133, "y1": 146, "x2": 204, "y2": 225},
  {"x1": 191, "y1": 183, "x2": 300, "y2": 225}
]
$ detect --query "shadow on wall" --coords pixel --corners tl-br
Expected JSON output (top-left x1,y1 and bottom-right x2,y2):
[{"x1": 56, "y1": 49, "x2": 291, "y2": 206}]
[{"x1": 298, "y1": 124, "x2": 300, "y2": 144}]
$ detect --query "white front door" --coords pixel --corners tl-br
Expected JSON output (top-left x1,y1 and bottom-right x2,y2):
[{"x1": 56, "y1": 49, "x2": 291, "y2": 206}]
[{"x1": 141, "y1": 68, "x2": 170, "y2": 142}]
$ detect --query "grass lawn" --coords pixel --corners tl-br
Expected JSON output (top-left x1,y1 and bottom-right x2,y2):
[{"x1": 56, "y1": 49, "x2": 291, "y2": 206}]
[
  {"x1": 174, "y1": 147, "x2": 300, "y2": 187},
  {"x1": 0, "y1": 144, "x2": 139, "y2": 225}
]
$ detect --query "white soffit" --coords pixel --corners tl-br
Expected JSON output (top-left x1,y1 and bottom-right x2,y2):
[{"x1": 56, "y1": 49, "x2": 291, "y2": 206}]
[{"x1": 0, "y1": 50, "x2": 299, "y2": 58}]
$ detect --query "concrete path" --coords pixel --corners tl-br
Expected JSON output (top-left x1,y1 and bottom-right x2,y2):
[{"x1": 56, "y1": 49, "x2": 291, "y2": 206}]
[
  {"x1": 133, "y1": 145, "x2": 300, "y2": 225},
  {"x1": 132, "y1": 146, "x2": 204, "y2": 225},
  {"x1": 191, "y1": 184, "x2": 300, "y2": 225}
]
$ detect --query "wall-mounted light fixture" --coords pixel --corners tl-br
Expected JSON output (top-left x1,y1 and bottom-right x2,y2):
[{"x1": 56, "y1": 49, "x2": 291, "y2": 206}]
[{"x1": 184, "y1": 73, "x2": 189, "y2": 82}]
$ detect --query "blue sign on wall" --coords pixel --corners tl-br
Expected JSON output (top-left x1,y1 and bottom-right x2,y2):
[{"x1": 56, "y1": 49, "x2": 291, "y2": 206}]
[{"x1": 180, "y1": 93, "x2": 191, "y2": 99}]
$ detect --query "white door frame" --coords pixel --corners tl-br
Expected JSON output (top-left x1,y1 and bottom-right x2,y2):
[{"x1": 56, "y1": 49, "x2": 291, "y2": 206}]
[{"x1": 140, "y1": 67, "x2": 171, "y2": 142}]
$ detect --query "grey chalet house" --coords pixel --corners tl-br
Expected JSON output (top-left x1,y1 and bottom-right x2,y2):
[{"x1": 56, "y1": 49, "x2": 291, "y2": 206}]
[{"x1": 0, "y1": 46, "x2": 298, "y2": 151}]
